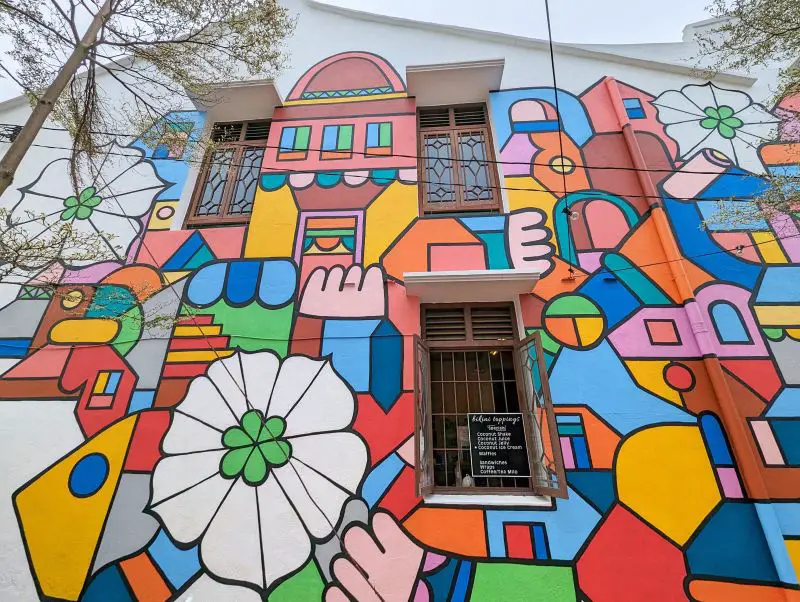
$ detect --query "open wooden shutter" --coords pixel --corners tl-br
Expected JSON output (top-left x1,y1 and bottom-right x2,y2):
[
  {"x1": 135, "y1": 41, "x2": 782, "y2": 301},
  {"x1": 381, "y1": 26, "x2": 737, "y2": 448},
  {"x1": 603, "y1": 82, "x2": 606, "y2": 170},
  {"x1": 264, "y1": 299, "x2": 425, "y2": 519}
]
[
  {"x1": 515, "y1": 331, "x2": 568, "y2": 498},
  {"x1": 414, "y1": 336, "x2": 435, "y2": 496}
]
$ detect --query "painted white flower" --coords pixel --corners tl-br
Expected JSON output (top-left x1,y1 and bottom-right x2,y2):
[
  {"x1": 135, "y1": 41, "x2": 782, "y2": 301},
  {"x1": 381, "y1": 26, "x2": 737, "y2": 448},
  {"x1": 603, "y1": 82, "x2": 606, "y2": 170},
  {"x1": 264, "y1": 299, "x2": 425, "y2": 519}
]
[
  {"x1": 149, "y1": 351, "x2": 368, "y2": 593},
  {"x1": 653, "y1": 82, "x2": 779, "y2": 174},
  {"x1": 5, "y1": 141, "x2": 165, "y2": 268}
]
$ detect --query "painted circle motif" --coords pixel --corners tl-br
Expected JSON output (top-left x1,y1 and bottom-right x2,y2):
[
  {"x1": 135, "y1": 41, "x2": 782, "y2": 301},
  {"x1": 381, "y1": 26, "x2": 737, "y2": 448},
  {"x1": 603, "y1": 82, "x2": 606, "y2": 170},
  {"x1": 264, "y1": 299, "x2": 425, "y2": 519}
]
[
  {"x1": 543, "y1": 294, "x2": 605, "y2": 349},
  {"x1": 156, "y1": 205, "x2": 176, "y2": 220},
  {"x1": 61, "y1": 289, "x2": 84, "y2": 309},
  {"x1": 68, "y1": 453, "x2": 109, "y2": 497},
  {"x1": 663, "y1": 361, "x2": 695, "y2": 392},
  {"x1": 549, "y1": 156, "x2": 576, "y2": 175}
]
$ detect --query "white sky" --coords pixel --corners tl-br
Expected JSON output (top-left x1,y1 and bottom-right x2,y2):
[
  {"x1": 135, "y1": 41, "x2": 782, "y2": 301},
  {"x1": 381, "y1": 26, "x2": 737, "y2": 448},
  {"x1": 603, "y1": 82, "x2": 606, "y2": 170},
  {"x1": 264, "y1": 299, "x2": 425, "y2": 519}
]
[{"x1": 0, "y1": 0, "x2": 712, "y2": 102}]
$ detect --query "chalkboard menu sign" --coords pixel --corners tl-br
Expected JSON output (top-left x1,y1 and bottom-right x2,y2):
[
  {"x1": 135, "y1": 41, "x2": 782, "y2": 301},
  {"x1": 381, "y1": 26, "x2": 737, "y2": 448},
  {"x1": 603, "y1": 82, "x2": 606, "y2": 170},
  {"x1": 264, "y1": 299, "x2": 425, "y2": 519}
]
[{"x1": 468, "y1": 413, "x2": 530, "y2": 477}]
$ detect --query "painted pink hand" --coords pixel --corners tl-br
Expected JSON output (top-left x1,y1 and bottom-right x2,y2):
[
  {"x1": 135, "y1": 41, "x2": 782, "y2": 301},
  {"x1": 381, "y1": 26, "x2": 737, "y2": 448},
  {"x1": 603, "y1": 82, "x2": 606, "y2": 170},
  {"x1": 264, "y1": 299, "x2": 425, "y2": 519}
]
[
  {"x1": 299, "y1": 265, "x2": 386, "y2": 318},
  {"x1": 324, "y1": 511, "x2": 424, "y2": 602},
  {"x1": 507, "y1": 209, "x2": 555, "y2": 274}
]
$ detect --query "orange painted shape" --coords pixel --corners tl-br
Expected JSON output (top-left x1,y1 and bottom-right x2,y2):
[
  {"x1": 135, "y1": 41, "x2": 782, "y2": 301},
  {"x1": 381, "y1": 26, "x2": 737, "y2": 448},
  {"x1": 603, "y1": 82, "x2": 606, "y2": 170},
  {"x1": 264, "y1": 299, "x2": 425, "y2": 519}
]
[
  {"x1": 306, "y1": 217, "x2": 357, "y2": 228},
  {"x1": 403, "y1": 507, "x2": 487, "y2": 557},
  {"x1": 689, "y1": 578, "x2": 800, "y2": 602},
  {"x1": 120, "y1": 553, "x2": 171, "y2": 602},
  {"x1": 761, "y1": 142, "x2": 800, "y2": 167},
  {"x1": 534, "y1": 258, "x2": 586, "y2": 301},
  {"x1": 544, "y1": 316, "x2": 579, "y2": 347},
  {"x1": 101, "y1": 266, "x2": 163, "y2": 301},
  {"x1": 556, "y1": 406, "x2": 620, "y2": 469}
]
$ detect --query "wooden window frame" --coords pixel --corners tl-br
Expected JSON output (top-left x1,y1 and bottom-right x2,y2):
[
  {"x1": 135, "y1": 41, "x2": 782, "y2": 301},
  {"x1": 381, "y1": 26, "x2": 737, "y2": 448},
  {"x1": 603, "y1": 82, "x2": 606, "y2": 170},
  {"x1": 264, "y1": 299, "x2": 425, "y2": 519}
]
[
  {"x1": 417, "y1": 104, "x2": 501, "y2": 214},
  {"x1": 184, "y1": 120, "x2": 269, "y2": 227},
  {"x1": 415, "y1": 303, "x2": 567, "y2": 498}
]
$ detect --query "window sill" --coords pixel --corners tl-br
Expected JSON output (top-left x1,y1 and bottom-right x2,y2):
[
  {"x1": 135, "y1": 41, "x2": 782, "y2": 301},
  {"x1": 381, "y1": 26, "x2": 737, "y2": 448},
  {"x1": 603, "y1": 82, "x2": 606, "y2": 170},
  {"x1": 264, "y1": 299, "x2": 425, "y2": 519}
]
[
  {"x1": 404, "y1": 269, "x2": 540, "y2": 303},
  {"x1": 423, "y1": 492, "x2": 553, "y2": 507}
]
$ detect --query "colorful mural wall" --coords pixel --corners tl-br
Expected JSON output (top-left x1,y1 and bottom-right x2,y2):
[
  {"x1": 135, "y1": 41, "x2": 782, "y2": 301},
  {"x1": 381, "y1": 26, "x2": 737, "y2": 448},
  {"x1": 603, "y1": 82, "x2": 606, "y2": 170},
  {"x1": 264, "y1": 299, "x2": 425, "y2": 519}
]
[{"x1": 3, "y1": 51, "x2": 800, "y2": 601}]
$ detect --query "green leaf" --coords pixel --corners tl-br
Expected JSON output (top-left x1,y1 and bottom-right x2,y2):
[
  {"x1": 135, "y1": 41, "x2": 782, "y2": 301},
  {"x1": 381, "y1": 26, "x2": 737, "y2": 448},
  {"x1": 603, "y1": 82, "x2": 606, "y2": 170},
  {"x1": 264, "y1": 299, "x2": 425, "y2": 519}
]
[
  {"x1": 60, "y1": 207, "x2": 77, "y2": 221},
  {"x1": 723, "y1": 116, "x2": 743, "y2": 129},
  {"x1": 241, "y1": 409, "x2": 264, "y2": 440},
  {"x1": 75, "y1": 205, "x2": 93, "y2": 220},
  {"x1": 258, "y1": 416, "x2": 286, "y2": 442},
  {"x1": 243, "y1": 448, "x2": 268, "y2": 484},
  {"x1": 718, "y1": 122, "x2": 737, "y2": 139},
  {"x1": 221, "y1": 446, "x2": 251, "y2": 478},
  {"x1": 82, "y1": 195, "x2": 102, "y2": 208},
  {"x1": 717, "y1": 105, "x2": 734, "y2": 119},
  {"x1": 79, "y1": 186, "x2": 97, "y2": 202},
  {"x1": 260, "y1": 440, "x2": 291, "y2": 466},
  {"x1": 700, "y1": 117, "x2": 719, "y2": 130},
  {"x1": 63, "y1": 195, "x2": 78, "y2": 208},
  {"x1": 703, "y1": 106, "x2": 720, "y2": 119},
  {"x1": 223, "y1": 426, "x2": 253, "y2": 448}
]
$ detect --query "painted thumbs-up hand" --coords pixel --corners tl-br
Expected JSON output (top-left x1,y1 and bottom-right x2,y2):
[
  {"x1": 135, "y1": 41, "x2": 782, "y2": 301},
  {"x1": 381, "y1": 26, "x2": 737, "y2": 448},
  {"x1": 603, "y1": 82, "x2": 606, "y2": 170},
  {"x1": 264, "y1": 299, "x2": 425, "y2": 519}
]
[{"x1": 300, "y1": 264, "x2": 386, "y2": 318}]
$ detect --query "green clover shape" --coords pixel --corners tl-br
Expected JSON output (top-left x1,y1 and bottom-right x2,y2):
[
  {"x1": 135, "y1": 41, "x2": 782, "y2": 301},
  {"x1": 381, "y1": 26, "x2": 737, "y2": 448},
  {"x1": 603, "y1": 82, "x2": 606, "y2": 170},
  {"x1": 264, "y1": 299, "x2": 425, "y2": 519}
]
[
  {"x1": 61, "y1": 186, "x2": 102, "y2": 221},
  {"x1": 699, "y1": 105, "x2": 744, "y2": 140},
  {"x1": 220, "y1": 410, "x2": 291, "y2": 486}
]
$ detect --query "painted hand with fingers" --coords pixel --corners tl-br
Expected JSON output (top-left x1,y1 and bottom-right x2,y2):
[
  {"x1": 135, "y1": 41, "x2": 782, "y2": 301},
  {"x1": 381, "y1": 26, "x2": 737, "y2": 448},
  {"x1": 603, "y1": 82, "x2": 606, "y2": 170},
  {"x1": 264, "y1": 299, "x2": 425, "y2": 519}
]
[{"x1": 507, "y1": 209, "x2": 555, "y2": 275}]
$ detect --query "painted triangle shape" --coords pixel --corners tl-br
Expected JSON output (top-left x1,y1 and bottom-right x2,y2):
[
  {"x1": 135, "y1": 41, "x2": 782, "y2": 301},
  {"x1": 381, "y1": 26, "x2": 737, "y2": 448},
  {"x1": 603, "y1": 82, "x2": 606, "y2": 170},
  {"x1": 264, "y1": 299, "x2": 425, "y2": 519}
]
[{"x1": 162, "y1": 231, "x2": 216, "y2": 271}]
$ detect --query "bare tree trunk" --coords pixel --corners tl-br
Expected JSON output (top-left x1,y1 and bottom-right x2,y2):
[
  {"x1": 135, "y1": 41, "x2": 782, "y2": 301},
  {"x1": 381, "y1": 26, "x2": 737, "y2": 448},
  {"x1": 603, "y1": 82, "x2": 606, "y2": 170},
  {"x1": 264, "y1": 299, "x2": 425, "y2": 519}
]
[{"x1": 0, "y1": 0, "x2": 113, "y2": 198}]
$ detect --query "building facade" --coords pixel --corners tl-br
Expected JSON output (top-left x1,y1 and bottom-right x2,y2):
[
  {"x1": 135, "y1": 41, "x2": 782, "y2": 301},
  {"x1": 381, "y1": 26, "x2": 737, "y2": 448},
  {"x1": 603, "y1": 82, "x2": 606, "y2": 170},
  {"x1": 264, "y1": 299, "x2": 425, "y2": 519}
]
[{"x1": 2, "y1": 2, "x2": 800, "y2": 600}]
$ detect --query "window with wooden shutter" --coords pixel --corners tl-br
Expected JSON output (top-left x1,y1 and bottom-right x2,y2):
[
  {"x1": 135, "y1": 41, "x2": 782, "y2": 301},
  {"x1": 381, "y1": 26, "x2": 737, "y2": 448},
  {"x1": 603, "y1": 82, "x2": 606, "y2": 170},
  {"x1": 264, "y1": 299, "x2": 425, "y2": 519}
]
[
  {"x1": 185, "y1": 120, "x2": 271, "y2": 226},
  {"x1": 415, "y1": 303, "x2": 567, "y2": 497},
  {"x1": 417, "y1": 104, "x2": 500, "y2": 214}
]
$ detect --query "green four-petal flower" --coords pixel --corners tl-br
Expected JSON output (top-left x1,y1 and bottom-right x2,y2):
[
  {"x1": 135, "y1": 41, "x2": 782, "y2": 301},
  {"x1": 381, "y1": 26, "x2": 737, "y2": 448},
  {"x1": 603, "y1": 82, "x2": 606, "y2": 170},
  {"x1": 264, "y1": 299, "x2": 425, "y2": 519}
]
[
  {"x1": 220, "y1": 410, "x2": 291, "y2": 486},
  {"x1": 61, "y1": 186, "x2": 102, "y2": 221},
  {"x1": 699, "y1": 105, "x2": 744, "y2": 140}
]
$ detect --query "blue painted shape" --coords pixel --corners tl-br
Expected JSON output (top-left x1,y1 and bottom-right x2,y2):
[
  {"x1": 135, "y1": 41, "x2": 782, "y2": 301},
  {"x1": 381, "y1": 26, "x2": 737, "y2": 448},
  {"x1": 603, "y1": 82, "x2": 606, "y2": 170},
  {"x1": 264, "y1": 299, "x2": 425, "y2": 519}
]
[
  {"x1": 258, "y1": 260, "x2": 297, "y2": 307},
  {"x1": 361, "y1": 453, "x2": 404, "y2": 507},
  {"x1": 697, "y1": 200, "x2": 768, "y2": 231},
  {"x1": 128, "y1": 390, "x2": 155, "y2": 413},
  {"x1": 573, "y1": 436, "x2": 590, "y2": 468},
  {"x1": 131, "y1": 111, "x2": 206, "y2": 200},
  {"x1": 770, "y1": 420, "x2": 800, "y2": 464},
  {"x1": 549, "y1": 341, "x2": 694, "y2": 434},
  {"x1": 513, "y1": 120, "x2": 560, "y2": 133},
  {"x1": 663, "y1": 197, "x2": 761, "y2": 288},
  {"x1": 623, "y1": 98, "x2": 643, "y2": 109},
  {"x1": 478, "y1": 232, "x2": 511, "y2": 270},
  {"x1": 163, "y1": 231, "x2": 205, "y2": 270},
  {"x1": 425, "y1": 557, "x2": 459, "y2": 602},
  {"x1": 578, "y1": 270, "x2": 641, "y2": 328},
  {"x1": 489, "y1": 88, "x2": 593, "y2": 147},
  {"x1": 186, "y1": 262, "x2": 227, "y2": 306},
  {"x1": 756, "y1": 267, "x2": 800, "y2": 303},
  {"x1": 460, "y1": 215, "x2": 506, "y2": 232},
  {"x1": 82, "y1": 565, "x2": 133, "y2": 602},
  {"x1": 322, "y1": 125, "x2": 338, "y2": 151},
  {"x1": 279, "y1": 126, "x2": 296, "y2": 151},
  {"x1": 86, "y1": 286, "x2": 137, "y2": 318},
  {"x1": 370, "y1": 320, "x2": 403, "y2": 411},
  {"x1": 603, "y1": 253, "x2": 672, "y2": 305},
  {"x1": 556, "y1": 414, "x2": 582, "y2": 424},
  {"x1": 69, "y1": 453, "x2": 109, "y2": 497},
  {"x1": 485, "y1": 487, "x2": 601, "y2": 560},
  {"x1": 686, "y1": 502, "x2": 780, "y2": 583},
  {"x1": 700, "y1": 167, "x2": 770, "y2": 200},
  {"x1": 366, "y1": 123, "x2": 380, "y2": 148},
  {"x1": 148, "y1": 529, "x2": 201, "y2": 589},
  {"x1": 317, "y1": 171, "x2": 342, "y2": 187},
  {"x1": 225, "y1": 261, "x2": 260, "y2": 305},
  {"x1": 772, "y1": 502, "x2": 800, "y2": 536},
  {"x1": 260, "y1": 173, "x2": 287, "y2": 191},
  {"x1": 700, "y1": 414, "x2": 734, "y2": 465},
  {"x1": 105, "y1": 371, "x2": 122, "y2": 394},
  {"x1": 557, "y1": 425, "x2": 584, "y2": 435},
  {"x1": 756, "y1": 503, "x2": 800, "y2": 585},
  {"x1": 153, "y1": 144, "x2": 170, "y2": 159},
  {"x1": 532, "y1": 525, "x2": 549, "y2": 559},
  {"x1": 566, "y1": 470, "x2": 615, "y2": 513},
  {"x1": 450, "y1": 560, "x2": 472, "y2": 602},
  {"x1": 766, "y1": 388, "x2": 800, "y2": 418},
  {"x1": 0, "y1": 338, "x2": 31, "y2": 358},
  {"x1": 710, "y1": 302, "x2": 750, "y2": 343},
  {"x1": 370, "y1": 169, "x2": 397, "y2": 185},
  {"x1": 321, "y1": 319, "x2": 380, "y2": 392}
]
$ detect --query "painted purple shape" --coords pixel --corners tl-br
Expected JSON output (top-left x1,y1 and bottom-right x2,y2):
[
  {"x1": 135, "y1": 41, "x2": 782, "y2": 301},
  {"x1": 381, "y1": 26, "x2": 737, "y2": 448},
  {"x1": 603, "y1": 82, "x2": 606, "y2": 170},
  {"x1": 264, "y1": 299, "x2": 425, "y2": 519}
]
[
  {"x1": 560, "y1": 437, "x2": 575, "y2": 470},
  {"x1": 770, "y1": 213, "x2": 800, "y2": 263},
  {"x1": 695, "y1": 283, "x2": 769, "y2": 357},
  {"x1": 717, "y1": 467, "x2": 744, "y2": 499},
  {"x1": 62, "y1": 261, "x2": 122, "y2": 283},
  {"x1": 499, "y1": 134, "x2": 537, "y2": 177},
  {"x1": 422, "y1": 552, "x2": 447, "y2": 572},
  {"x1": 607, "y1": 306, "x2": 701, "y2": 358}
]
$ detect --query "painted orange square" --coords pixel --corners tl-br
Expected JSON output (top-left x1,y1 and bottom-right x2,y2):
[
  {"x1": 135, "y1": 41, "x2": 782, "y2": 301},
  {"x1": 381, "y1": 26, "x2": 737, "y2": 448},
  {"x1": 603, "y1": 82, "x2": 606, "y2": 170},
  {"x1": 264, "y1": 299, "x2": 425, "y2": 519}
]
[{"x1": 645, "y1": 319, "x2": 680, "y2": 344}]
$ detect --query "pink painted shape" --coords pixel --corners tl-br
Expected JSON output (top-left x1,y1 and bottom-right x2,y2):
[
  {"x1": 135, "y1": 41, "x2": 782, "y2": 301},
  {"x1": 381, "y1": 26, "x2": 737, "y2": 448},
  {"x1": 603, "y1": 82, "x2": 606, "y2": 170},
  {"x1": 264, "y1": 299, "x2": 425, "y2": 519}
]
[
  {"x1": 299, "y1": 265, "x2": 385, "y2": 318},
  {"x1": 62, "y1": 262, "x2": 121, "y2": 283},
  {"x1": 645, "y1": 319, "x2": 680, "y2": 344},
  {"x1": 29, "y1": 263, "x2": 65, "y2": 285},
  {"x1": 770, "y1": 213, "x2": 800, "y2": 262},
  {"x1": 710, "y1": 232, "x2": 760, "y2": 262},
  {"x1": 397, "y1": 436, "x2": 415, "y2": 466},
  {"x1": 428, "y1": 243, "x2": 486, "y2": 271},
  {"x1": 560, "y1": 437, "x2": 575, "y2": 470},
  {"x1": 752, "y1": 421, "x2": 785, "y2": 465},
  {"x1": 608, "y1": 307, "x2": 701, "y2": 358},
  {"x1": 422, "y1": 552, "x2": 447, "y2": 572},
  {"x1": 413, "y1": 581, "x2": 431, "y2": 602},
  {"x1": 577, "y1": 251, "x2": 603, "y2": 273},
  {"x1": 2, "y1": 345, "x2": 72, "y2": 378},
  {"x1": 87, "y1": 394, "x2": 115, "y2": 409},
  {"x1": 136, "y1": 230, "x2": 191, "y2": 267},
  {"x1": 499, "y1": 134, "x2": 537, "y2": 177},
  {"x1": 662, "y1": 151, "x2": 729, "y2": 200},
  {"x1": 717, "y1": 467, "x2": 743, "y2": 498},
  {"x1": 585, "y1": 200, "x2": 630, "y2": 248},
  {"x1": 299, "y1": 255, "x2": 352, "y2": 291},
  {"x1": 200, "y1": 226, "x2": 246, "y2": 259},
  {"x1": 387, "y1": 281, "x2": 420, "y2": 391},
  {"x1": 695, "y1": 284, "x2": 768, "y2": 357}
]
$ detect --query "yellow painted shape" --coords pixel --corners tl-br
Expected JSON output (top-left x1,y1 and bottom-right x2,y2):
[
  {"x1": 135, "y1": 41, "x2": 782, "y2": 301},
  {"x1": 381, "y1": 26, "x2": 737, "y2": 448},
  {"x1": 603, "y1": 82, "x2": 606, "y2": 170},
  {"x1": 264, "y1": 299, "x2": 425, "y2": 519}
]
[
  {"x1": 364, "y1": 181, "x2": 419, "y2": 266},
  {"x1": 283, "y1": 92, "x2": 407, "y2": 106},
  {"x1": 753, "y1": 231, "x2": 788, "y2": 264},
  {"x1": 50, "y1": 318, "x2": 120, "y2": 344},
  {"x1": 166, "y1": 349, "x2": 234, "y2": 363},
  {"x1": 173, "y1": 325, "x2": 222, "y2": 337},
  {"x1": 163, "y1": 271, "x2": 189, "y2": 284},
  {"x1": 146, "y1": 201, "x2": 178, "y2": 231},
  {"x1": 625, "y1": 360, "x2": 683, "y2": 406},
  {"x1": 616, "y1": 425, "x2": 720, "y2": 545},
  {"x1": 245, "y1": 186, "x2": 298, "y2": 258},
  {"x1": 575, "y1": 316, "x2": 604, "y2": 346},
  {"x1": 14, "y1": 416, "x2": 137, "y2": 600},
  {"x1": 503, "y1": 176, "x2": 558, "y2": 248},
  {"x1": 93, "y1": 372, "x2": 109, "y2": 395},
  {"x1": 61, "y1": 289, "x2": 84, "y2": 309},
  {"x1": 786, "y1": 539, "x2": 800, "y2": 578},
  {"x1": 755, "y1": 305, "x2": 800, "y2": 326}
]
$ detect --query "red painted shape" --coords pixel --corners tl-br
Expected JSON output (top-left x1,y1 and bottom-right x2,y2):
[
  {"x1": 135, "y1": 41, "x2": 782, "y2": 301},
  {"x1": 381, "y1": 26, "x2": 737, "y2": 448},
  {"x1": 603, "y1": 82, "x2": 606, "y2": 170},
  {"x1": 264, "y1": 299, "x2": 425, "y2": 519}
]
[
  {"x1": 377, "y1": 466, "x2": 420, "y2": 521},
  {"x1": 154, "y1": 379, "x2": 191, "y2": 408},
  {"x1": 124, "y1": 410, "x2": 171, "y2": 472},
  {"x1": 577, "y1": 504, "x2": 689, "y2": 602},
  {"x1": 353, "y1": 392, "x2": 414, "y2": 466},
  {"x1": 721, "y1": 359, "x2": 782, "y2": 403},
  {"x1": 291, "y1": 315, "x2": 323, "y2": 357},
  {"x1": 161, "y1": 364, "x2": 208, "y2": 378},
  {"x1": 505, "y1": 524, "x2": 535, "y2": 560},
  {"x1": 176, "y1": 315, "x2": 216, "y2": 326},
  {"x1": 61, "y1": 345, "x2": 136, "y2": 437}
]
